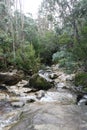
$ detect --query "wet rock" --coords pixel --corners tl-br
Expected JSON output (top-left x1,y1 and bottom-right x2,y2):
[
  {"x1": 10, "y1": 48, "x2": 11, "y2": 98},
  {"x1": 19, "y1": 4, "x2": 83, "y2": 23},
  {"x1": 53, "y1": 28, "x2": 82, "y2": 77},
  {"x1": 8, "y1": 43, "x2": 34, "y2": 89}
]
[
  {"x1": 11, "y1": 69, "x2": 18, "y2": 74},
  {"x1": 66, "y1": 74, "x2": 75, "y2": 81},
  {"x1": 78, "y1": 99, "x2": 87, "y2": 106},
  {"x1": 9, "y1": 104, "x2": 87, "y2": 130},
  {"x1": 0, "y1": 101, "x2": 12, "y2": 114},
  {"x1": 26, "y1": 99, "x2": 35, "y2": 103},
  {"x1": 58, "y1": 73, "x2": 67, "y2": 82},
  {"x1": 29, "y1": 74, "x2": 53, "y2": 90},
  {"x1": 38, "y1": 70, "x2": 44, "y2": 74},
  {"x1": 76, "y1": 94, "x2": 83, "y2": 103},
  {"x1": 17, "y1": 80, "x2": 28, "y2": 88},
  {"x1": 34, "y1": 124, "x2": 59, "y2": 130},
  {"x1": 49, "y1": 73, "x2": 58, "y2": 79},
  {"x1": 39, "y1": 72, "x2": 53, "y2": 82},
  {"x1": 0, "y1": 73, "x2": 22, "y2": 86},
  {"x1": 35, "y1": 90, "x2": 45, "y2": 100},
  {"x1": 8, "y1": 85, "x2": 33, "y2": 96},
  {"x1": 77, "y1": 94, "x2": 87, "y2": 106},
  {"x1": 0, "y1": 110, "x2": 22, "y2": 129},
  {"x1": 54, "y1": 78, "x2": 60, "y2": 83},
  {"x1": 23, "y1": 84, "x2": 29, "y2": 88},
  {"x1": 56, "y1": 82, "x2": 66, "y2": 89},
  {"x1": 11, "y1": 101, "x2": 25, "y2": 108},
  {"x1": 40, "y1": 91, "x2": 76, "y2": 104},
  {"x1": 51, "y1": 64, "x2": 60, "y2": 71},
  {"x1": 0, "y1": 85, "x2": 7, "y2": 91},
  {"x1": 83, "y1": 95, "x2": 87, "y2": 99},
  {"x1": 0, "y1": 92, "x2": 9, "y2": 100},
  {"x1": 9, "y1": 66, "x2": 15, "y2": 72}
]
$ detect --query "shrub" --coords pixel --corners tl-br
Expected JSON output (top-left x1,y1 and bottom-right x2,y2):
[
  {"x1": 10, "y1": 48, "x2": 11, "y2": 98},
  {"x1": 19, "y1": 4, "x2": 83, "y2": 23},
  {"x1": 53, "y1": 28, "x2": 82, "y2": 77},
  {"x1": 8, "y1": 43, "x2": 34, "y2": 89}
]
[
  {"x1": 74, "y1": 72, "x2": 87, "y2": 88},
  {"x1": 38, "y1": 31, "x2": 59, "y2": 65},
  {"x1": 15, "y1": 43, "x2": 41, "y2": 74},
  {"x1": 52, "y1": 50, "x2": 67, "y2": 63},
  {"x1": 52, "y1": 49, "x2": 77, "y2": 73}
]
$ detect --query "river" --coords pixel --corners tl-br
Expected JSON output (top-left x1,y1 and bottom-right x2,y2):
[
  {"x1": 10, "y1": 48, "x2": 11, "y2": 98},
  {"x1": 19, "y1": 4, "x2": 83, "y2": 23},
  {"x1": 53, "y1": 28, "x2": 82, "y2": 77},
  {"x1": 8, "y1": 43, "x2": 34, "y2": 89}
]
[{"x1": 0, "y1": 65, "x2": 87, "y2": 130}]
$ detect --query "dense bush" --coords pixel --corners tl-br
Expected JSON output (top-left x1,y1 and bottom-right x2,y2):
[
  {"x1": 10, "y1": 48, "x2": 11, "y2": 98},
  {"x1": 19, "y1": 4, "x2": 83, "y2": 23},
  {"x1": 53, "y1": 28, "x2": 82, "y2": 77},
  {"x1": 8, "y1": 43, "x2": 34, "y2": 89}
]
[
  {"x1": 74, "y1": 72, "x2": 87, "y2": 92},
  {"x1": 73, "y1": 42, "x2": 87, "y2": 71},
  {"x1": 38, "y1": 31, "x2": 59, "y2": 65},
  {"x1": 52, "y1": 49, "x2": 77, "y2": 73},
  {"x1": 15, "y1": 43, "x2": 41, "y2": 74},
  {"x1": 58, "y1": 33, "x2": 72, "y2": 45},
  {"x1": 52, "y1": 50, "x2": 67, "y2": 63},
  {"x1": 39, "y1": 43, "x2": 59, "y2": 64}
]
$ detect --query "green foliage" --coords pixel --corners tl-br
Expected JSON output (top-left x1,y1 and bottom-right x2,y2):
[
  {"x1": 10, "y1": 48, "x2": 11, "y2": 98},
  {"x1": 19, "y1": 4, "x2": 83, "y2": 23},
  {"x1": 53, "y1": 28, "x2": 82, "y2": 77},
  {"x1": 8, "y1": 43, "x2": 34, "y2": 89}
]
[
  {"x1": 0, "y1": 29, "x2": 13, "y2": 69},
  {"x1": 52, "y1": 49, "x2": 77, "y2": 73},
  {"x1": 73, "y1": 43, "x2": 87, "y2": 61},
  {"x1": 0, "y1": 29, "x2": 12, "y2": 45},
  {"x1": 0, "y1": 60, "x2": 5, "y2": 69},
  {"x1": 52, "y1": 50, "x2": 67, "y2": 63},
  {"x1": 38, "y1": 31, "x2": 59, "y2": 64},
  {"x1": 74, "y1": 73, "x2": 87, "y2": 91},
  {"x1": 58, "y1": 33, "x2": 71, "y2": 45},
  {"x1": 15, "y1": 43, "x2": 41, "y2": 73},
  {"x1": 73, "y1": 24, "x2": 87, "y2": 70},
  {"x1": 23, "y1": 15, "x2": 39, "y2": 51},
  {"x1": 0, "y1": 0, "x2": 87, "y2": 79},
  {"x1": 74, "y1": 0, "x2": 87, "y2": 18}
]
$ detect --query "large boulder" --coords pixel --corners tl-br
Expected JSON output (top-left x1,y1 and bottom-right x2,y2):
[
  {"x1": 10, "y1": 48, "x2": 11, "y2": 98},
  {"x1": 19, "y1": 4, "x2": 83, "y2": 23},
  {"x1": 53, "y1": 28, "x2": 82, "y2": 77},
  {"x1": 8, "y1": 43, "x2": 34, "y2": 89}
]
[
  {"x1": 0, "y1": 73, "x2": 22, "y2": 86},
  {"x1": 29, "y1": 74, "x2": 53, "y2": 90}
]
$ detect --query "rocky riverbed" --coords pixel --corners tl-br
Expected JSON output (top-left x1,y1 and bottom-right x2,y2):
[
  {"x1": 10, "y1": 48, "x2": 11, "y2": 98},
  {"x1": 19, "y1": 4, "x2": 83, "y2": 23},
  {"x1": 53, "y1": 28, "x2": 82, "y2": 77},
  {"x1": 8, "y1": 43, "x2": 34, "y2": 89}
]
[{"x1": 0, "y1": 64, "x2": 87, "y2": 130}]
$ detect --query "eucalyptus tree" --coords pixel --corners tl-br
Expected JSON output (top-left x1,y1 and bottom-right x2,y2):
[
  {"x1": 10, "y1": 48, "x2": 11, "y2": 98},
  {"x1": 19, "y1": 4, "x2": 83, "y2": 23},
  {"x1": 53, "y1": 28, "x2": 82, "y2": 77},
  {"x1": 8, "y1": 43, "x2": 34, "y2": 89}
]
[
  {"x1": 0, "y1": 0, "x2": 14, "y2": 67},
  {"x1": 71, "y1": 0, "x2": 87, "y2": 70},
  {"x1": 37, "y1": 0, "x2": 87, "y2": 68},
  {"x1": 38, "y1": 0, "x2": 84, "y2": 44},
  {"x1": 37, "y1": 0, "x2": 56, "y2": 34}
]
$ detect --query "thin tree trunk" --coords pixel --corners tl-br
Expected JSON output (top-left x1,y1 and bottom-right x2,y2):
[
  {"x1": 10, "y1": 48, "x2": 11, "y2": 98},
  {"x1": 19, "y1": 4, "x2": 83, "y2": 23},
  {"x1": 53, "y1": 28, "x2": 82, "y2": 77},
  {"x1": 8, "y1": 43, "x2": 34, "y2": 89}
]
[
  {"x1": 15, "y1": 0, "x2": 19, "y2": 47},
  {"x1": 19, "y1": 0, "x2": 24, "y2": 49},
  {"x1": 11, "y1": 21, "x2": 16, "y2": 60},
  {"x1": 66, "y1": 0, "x2": 80, "y2": 44},
  {"x1": 72, "y1": 20, "x2": 80, "y2": 44},
  {"x1": 11, "y1": 1, "x2": 16, "y2": 60}
]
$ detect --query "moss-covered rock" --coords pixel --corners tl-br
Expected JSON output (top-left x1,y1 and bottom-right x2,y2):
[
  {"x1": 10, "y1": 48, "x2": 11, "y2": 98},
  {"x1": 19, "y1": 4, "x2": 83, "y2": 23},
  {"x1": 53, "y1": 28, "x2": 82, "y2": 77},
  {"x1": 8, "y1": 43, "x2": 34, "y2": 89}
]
[
  {"x1": 74, "y1": 72, "x2": 87, "y2": 92},
  {"x1": 29, "y1": 74, "x2": 52, "y2": 90}
]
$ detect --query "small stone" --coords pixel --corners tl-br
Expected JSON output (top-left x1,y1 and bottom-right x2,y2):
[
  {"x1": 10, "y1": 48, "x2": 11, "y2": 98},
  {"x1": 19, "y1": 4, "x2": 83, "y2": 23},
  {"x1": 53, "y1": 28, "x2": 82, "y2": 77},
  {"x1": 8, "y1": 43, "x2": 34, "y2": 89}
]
[
  {"x1": 11, "y1": 102, "x2": 25, "y2": 108},
  {"x1": 56, "y1": 83, "x2": 66, "y2": 89},
  {"x1": 78, "y1": 99, "x2": 87, "y2": 106},
  {"x1": 26, "y1": 99, "x2": 35, "y2": 103},
  {"x1": 66, "y1": 74, "x2": 75, "y2": 81},
  {"x1": 49, "y1": 73, "x2": 58, "y2": 79},
  {"x1": 84, "y1": 95, "x2": 87, "y2": 99},
  {"x1": 35, "y1": 90, "x2": 45, "y2": 99}
]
